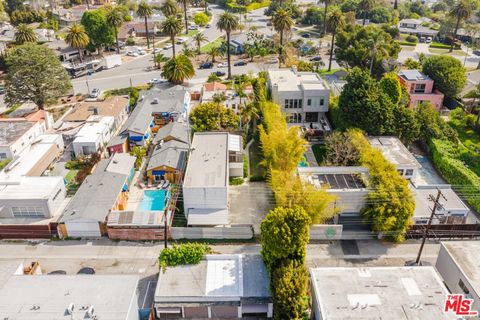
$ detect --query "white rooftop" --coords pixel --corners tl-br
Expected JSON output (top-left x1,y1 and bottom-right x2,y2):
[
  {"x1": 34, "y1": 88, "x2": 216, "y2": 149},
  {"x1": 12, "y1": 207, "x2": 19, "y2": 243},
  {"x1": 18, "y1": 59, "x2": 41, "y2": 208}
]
[
  {"x1": 310, "y1": 266, "x2": 456, "y2": 320},
  {"x1": 268, "y1": 68, "x2": 329, "y2": 92},
  {"x1": 73, "y1": 115, "x2": 114, "y2": 143},
  {"x1": 0, "y1": 176, "x2": 64, "y2": 200},
  {"x1": 368, "y1": 136, "x2": 420, "y2": 168},
  {"x1": 412, "y1": 185, "x2": 469, "y2": 217},
  {"x1": 184, "y1": 132, "x2": 231, "y2": 188},
  {"x1": 399, "y1": 69, "x2": 430, "y2": 81},
  {"x1": 0, "y1": 275, "x2": 139, "y2": 319}
]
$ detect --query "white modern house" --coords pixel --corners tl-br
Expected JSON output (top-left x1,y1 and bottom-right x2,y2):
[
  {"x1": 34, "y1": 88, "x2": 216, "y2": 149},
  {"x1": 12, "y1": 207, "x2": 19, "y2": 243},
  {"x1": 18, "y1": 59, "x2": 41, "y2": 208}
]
[
  {"x1": 436, "y1": 241, "x2": 480, "y2": 315},
  {"x1": 267, "y1": 68, "x2": 330, "y2": 126},
  {"x1": 72, "y1": 115, "x2": 115, "y2": 157},
  {"x1": 0, "y1": 117, "x2": 47, "y2": 160},
  {"x1": 183, "y1": 132, "x2": 243, "y2": 226}
]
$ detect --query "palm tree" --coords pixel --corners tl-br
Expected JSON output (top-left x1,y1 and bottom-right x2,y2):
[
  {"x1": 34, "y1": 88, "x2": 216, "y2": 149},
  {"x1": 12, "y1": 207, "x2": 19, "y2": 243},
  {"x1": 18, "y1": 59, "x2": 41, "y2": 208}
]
[
  {"x1": 155, "y1": 53, "x2": 168, "y2": 69},
  {"x1": 368, "y1": 30, "x2": 387, "y2": 75},
  {"x1": 202, "y1": 0, "x2": 208, "y2": 13},
  {"x1": 15, "y1": 24, "x2": 37, "y2": 45},
  {"x1": 161, "y1": 16, "x2": 183, "y2": 58},
  {"x1": 137, "y1": 1, "x2": 153, "y2": 48},
  {"x1": 326, "y1": 8, "x2": 344, "y2": 71},
  {"x1": 193, "y1": 32, "x2": 208, "y2": 54},
  {"x1": 449, "y1": 0, "x2": 474, "y2": 52},
  {"x1": 208, "y1": 46, "x2": 222, "y2": 62},
  {"x1": 161, "y1": 0, "x2": 179, "y2": 17},
  {"x1": 65, "y1": 23, "x2": 89, "y2": 62},
  {"x1": 177, "y1": 0, "x2": 189, "y2": 34},
  {"x1": 234, "y1": 79, "x2": 249, "y2": 108},
  {"x1": 359, "y1": 0, "x2": 375, "y2": 26},
  {"x1": 217, "y1": 12, "x2": 240, "y2": 79},
  {"x1": 212, "y1": 92, "x2": 227, "y2": 105},
  {"x1": 272, "y1": 9, "x2": 294, "y2": 67},
  {"x1": 239, "y1": 101, "x2": 258, "y2": 130},
  {"x1": 320, "y1": 0, "x2": 330, "y2": 35},
  {"x1": 161, "y1": 54, "x2": 195, "y2": 84},
  {"x1": 106, "y1": 8, "x2": 124, "y2": 54},
  {"x1": 181, "y1": 44, "x2": 196, "y2": 58}
]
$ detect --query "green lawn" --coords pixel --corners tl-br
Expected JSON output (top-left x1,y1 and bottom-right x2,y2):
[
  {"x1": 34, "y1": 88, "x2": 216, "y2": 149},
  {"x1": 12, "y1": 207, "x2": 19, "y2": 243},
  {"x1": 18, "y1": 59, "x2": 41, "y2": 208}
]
[
  {"x1": 180, "y1": 30, "x2": 199, "y2": 37},
  {"x1": 429, "y1": 48, "x2": 467, "y2": 56},
  {"x1": 200, "y1": 37, "x2": 223, "y2": 54},
  {"x1": 318, "y1": 68, "x2": 346, "y2": 76},
  {"x1": 311, "y1": 144, "x2": 326, "y2": 165},
  {"x1": 448, "y1": 112, "x2": 480, "y2": 175}
]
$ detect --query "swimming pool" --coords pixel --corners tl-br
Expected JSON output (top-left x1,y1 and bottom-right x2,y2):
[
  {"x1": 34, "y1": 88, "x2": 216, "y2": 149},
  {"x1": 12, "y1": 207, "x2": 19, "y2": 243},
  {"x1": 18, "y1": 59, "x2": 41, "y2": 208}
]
[{"x1": 138, "y1": 189, "x2": 167, "y2": 211}]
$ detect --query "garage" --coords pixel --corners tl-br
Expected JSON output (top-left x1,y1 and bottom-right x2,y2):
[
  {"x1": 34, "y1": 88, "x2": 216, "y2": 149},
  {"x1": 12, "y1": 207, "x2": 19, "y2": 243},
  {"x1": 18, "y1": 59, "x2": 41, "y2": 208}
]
[
  {"x1": 64, "y1": 219, "x2": 102, "y2": 238},
  {"x1": 242, "y1": 304, "x2": 269, "y2": 317}
]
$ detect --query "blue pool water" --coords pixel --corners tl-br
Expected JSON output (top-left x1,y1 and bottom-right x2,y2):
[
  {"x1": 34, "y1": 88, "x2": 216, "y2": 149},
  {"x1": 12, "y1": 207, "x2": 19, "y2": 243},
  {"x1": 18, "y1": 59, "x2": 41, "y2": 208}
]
[
  {"x1": 298, "y1": 154, "x2": 308, "y2": 167},
  {"x1": 138, "y1": 189, "x2": 167, "y2": 211}
]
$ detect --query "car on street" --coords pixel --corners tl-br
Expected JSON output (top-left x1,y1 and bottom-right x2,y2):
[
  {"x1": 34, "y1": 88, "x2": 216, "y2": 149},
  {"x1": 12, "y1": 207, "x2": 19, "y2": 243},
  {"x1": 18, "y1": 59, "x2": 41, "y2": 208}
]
[
  {"x1": 234, "y1": 60, "x2": 247, "y2": 66},
  {"x1": 473, "y1": 50, "x2": 480, "y2": 56},
  {"x1": 199, "y1": 61, "x2": 214, "y2": 69},
  {"x1": 164, "y1": 44, "x2": 173, "y2": 50},
  {"x1": 137, "y1": 50, "x2": 146, "y2": 55},
  {"x1": 426, "y1": 37, "x2": 433, "y2": 43},
  {"x1": 153, "y1": 48, "x2": 162, "y2": 53},
  {"x1": 206, "y1": 23, "x2": 211, "y2": 28},
  {"x1": 189, "y1": 24, "x2": 199, "y2": 30},
  {"x1": 89, "y1": 88, "x2": 100, "y2": 98},
  {"x1": 126, "y1": 51, "x2": 139, "y2": 57},
  {"x1": 149, "y1": 78, "x2": 166, "y2": 84},
  {"x1": 176, "y1": 37, "x2": 187, "y2": 44},
  {"x1": 310, "y1": 56, "x2": 322, "y2": 62},
  {"x1": 48, "y1": 270, "x2": 67, "y2": 275},
  {"x1": 301, "y1": 33, "x2": 311, "y2": 38},
  {"x1": 419, "y1": 37, "x2": 426, "y2": 43},
  {"x1": 217, "y1": 62, "x2": 228, "y2": 68},
  {"x1": 267, "y1": 57, "x2": 279, "y2": 64},
  {"x1": 77, "y1": 267, "x2": 95, "y2": 275},
  {"x1": 0, "y1": 85, "x2": 5, "y2": 94},
  {"x1": 214, "y1": 71, "x2": 226, "y2": 77}
]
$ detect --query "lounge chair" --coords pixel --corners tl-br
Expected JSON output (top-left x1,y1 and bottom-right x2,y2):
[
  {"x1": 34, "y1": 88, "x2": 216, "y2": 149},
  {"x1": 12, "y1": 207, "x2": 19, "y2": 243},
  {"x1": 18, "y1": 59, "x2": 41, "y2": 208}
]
[
  {"x1": 147, "y1": 179, "x2": 152, "y2": 188},
  {"x1": 163, "y1": 180, "x2": 170, "y2": 189},
  {"x1": 138, "y1": 182, "x2": 146, "y2": 189}
]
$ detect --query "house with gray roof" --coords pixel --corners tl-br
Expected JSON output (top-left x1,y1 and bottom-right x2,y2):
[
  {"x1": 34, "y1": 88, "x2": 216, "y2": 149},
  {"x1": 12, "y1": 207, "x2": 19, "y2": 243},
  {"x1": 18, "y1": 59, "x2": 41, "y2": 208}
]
[
  {"x1": 154, "y1": 254, "x2": 272, "y2": 319},
  {"x1": 153, "y1": 121, "x2": 189, "y2": 145},
  {"x1": 59, "y1": 153, "x2": 136, "y2": 238},
  {"x1": 146, "y1": 140, "x2": 188, "y2": 183}
]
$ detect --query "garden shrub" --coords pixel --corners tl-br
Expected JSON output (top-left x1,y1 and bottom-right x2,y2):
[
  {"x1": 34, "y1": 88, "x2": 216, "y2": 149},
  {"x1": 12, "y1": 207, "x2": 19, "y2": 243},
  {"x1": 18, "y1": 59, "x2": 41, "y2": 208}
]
[
  {"x1": 406, "y1": 35, "x2": 418, "y2": 43},
  {"x1": 159, "y1": 243, "x2": 212, "y2": 270}
]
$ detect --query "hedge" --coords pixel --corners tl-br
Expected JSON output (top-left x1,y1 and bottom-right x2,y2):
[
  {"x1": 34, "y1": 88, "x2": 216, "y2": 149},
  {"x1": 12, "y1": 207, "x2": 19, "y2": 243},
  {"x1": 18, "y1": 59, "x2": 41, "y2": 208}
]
[
  {"x1": 397, "y1": 41, "x2": 417, "y2": 46},
  {"x1": 159, "y1": 243, "x2": 211, "y2": 271},
  {"x1": 429, "y1": 138, "x2": 480, "y2": 212}
]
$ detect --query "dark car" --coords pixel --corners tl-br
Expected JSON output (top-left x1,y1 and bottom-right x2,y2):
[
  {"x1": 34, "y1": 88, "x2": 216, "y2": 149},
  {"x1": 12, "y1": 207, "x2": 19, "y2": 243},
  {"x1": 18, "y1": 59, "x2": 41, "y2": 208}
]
[
  {"x1": 234, "y1": 60, "x2": 247, "y2": 66},
  {"x1": 473, "y1": 50, "x2": 480, "y2": 56},
  {"x1": 48, "y1": 270, "x2": 67, "y2": 275},
  {"x1": 310, "y1": 56, "x2": 322, "y2": 62},
  {"x1": 214, "y1": 71, "x2": 226, "y2": 77},
  {"x1": 301, "y1": 33, "x2": 311, "y2": 38},
  {"x1": 199, "y1": 61, "x2": 213, "y2": 69},
  {"x1": 77, "y1": 267, "x2": 95, "y2": 275}
]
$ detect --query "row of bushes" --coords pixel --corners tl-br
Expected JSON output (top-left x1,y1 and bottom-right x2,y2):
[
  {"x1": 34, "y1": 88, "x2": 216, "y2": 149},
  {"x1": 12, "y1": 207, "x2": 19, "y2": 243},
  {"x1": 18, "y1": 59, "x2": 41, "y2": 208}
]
[
  {"x1": 159, "y1": 243, "x2": 212, "y2": 271},
  {"x1": 397, "y1": 40, "x2": 417, "y2": 46}
]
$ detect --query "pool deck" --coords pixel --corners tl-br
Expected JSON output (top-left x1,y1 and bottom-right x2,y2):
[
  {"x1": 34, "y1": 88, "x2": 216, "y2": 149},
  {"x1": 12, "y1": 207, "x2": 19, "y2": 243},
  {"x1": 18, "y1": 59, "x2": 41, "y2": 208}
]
[{"x1": 126, "y1": 170, "x2": 170, "y2": 211}]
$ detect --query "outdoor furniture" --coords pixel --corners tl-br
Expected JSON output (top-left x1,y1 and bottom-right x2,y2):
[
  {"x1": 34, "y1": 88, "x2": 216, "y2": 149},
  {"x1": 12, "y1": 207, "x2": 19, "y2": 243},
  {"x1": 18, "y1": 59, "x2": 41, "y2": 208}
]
[
  {"x1": 163, "y1": 180, "x2": 170, "y2": 189},
  {"x1": 138, "y1": 182, "x2": 146, "y2": 189}
]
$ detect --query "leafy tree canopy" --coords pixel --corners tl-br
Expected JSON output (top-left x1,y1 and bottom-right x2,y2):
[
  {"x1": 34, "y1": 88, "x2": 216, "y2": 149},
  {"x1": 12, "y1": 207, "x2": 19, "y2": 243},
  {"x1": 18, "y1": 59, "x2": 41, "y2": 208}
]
[
  {"x1": 189, "y1": 101, "x2": 240, "y2": 131},
  {"x1": 81, "y1": 9, "x2": 114, "y2": 49},
  {"x1": 422, "y1": 55, "x2": 467, "y2": 98},
  {"x1": 379, "y1": 72, "x2": 402, "y2": 105}
]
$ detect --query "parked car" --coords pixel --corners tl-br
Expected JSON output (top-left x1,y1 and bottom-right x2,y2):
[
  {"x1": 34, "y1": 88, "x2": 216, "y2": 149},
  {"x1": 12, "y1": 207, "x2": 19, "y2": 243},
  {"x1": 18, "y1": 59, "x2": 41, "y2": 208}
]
[
  {"x1": 126, "y1": 51, "x2": 139, "y2": 57},
  {"x1": 189, "y1": 24, "x2": 199, "y2": 30},
  {"x1": 77, "y1": 267, "x2": 95, "y2": 275},
  {"x1": 48, "y1": 270, "x2": 67, "y2": 275},
  {"x1": 199, "y1": 61, "x2": 214, "y2": 69},
  {"x1": 217, "y1": 62, "x2": 228, "y2": 68},
  {"x1": 176, "y1": 37, "x2": 187, "y2": 44},
  {"x1": 206, "y1": 23, "x2": 211, "y2": 28},
  {"x1": 153, "y1": 48, "x2": 162, "y2": 53},
  {"x1": 149, "y1": 78, "x2": 166, "y2": 84},
  {"x1": 419, "y1": 37, "x2": 426, "y2": 43},
  {"x1": 301, "y1": 33, "x2": 311, "y2": 38},
  {"x1": 473, "y1": 50, "x2": 480, "y2": 56},
  {"x1": 89, "y1": 88, "x2": 100, "y2": 98},
  {"x1": 267, "y1": 57, "x2": 279, "y2": 64},
  {"x1": 0, "y1": 85, "x2": 5, "y2": 94},
  {"x1": 234, "y1": 60, "x2": 247, "y2": 66},
  {"x1": 426, "y1": 37, "x2": 433, "y2": 43},
  {"x1": 310, "y1": 56, "x2": 322, "y2": 62},
  {"x1": 164, "y1": 44, "x2": 173, "y2": 50},
  {"x1": 137, "y1": 50, "x2": 146, "y2": 55},
  {"x1": 214, "y1": 71, "x2": 226, "y2": 77}
]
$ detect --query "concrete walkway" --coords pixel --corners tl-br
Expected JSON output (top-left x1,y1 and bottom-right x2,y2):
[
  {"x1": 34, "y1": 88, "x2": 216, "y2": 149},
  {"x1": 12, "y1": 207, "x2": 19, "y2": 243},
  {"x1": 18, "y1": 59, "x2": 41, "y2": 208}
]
[{"x1": 304, "y1": 144, "x2": 318, "y2": 166}]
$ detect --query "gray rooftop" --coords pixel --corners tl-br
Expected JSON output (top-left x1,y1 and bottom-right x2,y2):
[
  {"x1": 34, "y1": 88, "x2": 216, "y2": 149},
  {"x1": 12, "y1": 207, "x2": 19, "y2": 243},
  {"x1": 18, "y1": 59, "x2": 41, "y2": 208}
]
[
  {"x1": 154, "y1": 254, "x2": 270, "y2": 306},
  {"x1": 183, "y1": 132, "x2": 230, "y2": 188},
  {"x1": 310, "y1": 266, "x2": 456, "y2": 320},
  {"x1": 412, "y1": 185, "x2": 469, "y2": 218},
  {"x1": 60, "y1": 153, "x2": 135, "y2": 222},
  {"x1": 368, "y1": 136, "x2": 420, "y2": 168},
  {"x1": 147, "y1": 140, "x2": 188, "y2": 171},
  {"x1": 0, "y1": 121, "x2": 35, "y2": 146},
  {"x1": 0, "y1": 275, "x2": 139, "y2": 319},
  {"x1": 121, "y1": 99, "x2": 154, "y2": 135},
  {"x1": 440, "y1": 241, "x2": 480, "y2": 296},
  {"x1": 399, "y1": 70, "x2": 430, "y2": 81},
  {"x1": 268, "y1": 68, "x2": 329, "y2": 92},
  {"x1": 153, "y1": 121, "x2": 189, "y2": 145}
]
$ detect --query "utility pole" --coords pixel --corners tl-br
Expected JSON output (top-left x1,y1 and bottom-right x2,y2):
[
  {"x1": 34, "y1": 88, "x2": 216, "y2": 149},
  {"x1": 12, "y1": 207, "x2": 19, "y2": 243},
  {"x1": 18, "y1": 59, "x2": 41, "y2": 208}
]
[
  {"x1": 415, "y1": 188, "x2": 447, "y2": 265},
  {"x1": 164, "y1": 209, "x2": 168, "y2": 249}
]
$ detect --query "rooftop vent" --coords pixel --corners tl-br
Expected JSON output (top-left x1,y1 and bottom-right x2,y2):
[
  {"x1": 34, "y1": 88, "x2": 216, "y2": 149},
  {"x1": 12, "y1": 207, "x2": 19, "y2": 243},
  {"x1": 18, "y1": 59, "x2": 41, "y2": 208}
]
[
  {"x1": 152, "y1": 98, "x2": 159, "y2": 104},
  {"x1": 66, "y1": 303, "x2": 75, "y2": 315}
]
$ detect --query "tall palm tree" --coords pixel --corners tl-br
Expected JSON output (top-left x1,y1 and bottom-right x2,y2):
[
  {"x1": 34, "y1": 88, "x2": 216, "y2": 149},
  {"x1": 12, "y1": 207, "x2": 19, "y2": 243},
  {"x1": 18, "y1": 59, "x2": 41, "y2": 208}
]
[
  {"x1": 14, "y1": 24, "x2": 37, "y2": 45},
  {"x1": 65, "y1": 23, "x2": 89, "y2": 62},
  {"x1": 161, "y1": 16, "x2": 183, "y2": 58},
  {"x1": 320, "y1": 0, "x2": 330, "y2": 35},
  {"x1": 202, "y1": 0, "x2": 208, "y2": 13},
  {"x1": 106, "y1": 8, "x2": 124, "y2": 54},
  {"x1": 177, "y1": 0, "x2": 189, "y2": 34},
  {"x1": 137, "y1": 1, "x2": 153, "y2": 48},
  {"x1": 193, "y1": 32, "x2": 208, "y2": 54},
  {"x1": 326, "y1": 8, "x2": 344, "y2": 71},
  {"x1": 359, "y1": 0, "x2": 375, "y2": 26},
  {"x1": 368, "y1": 31, "x2": 387, "y2": 75},
  {"x1": 181, "y1": 44, "x2": 196, "y2": 58},
  {"x1": 217, "y1": 12, "x2": 240, "y2": 79},
  {"x1": 449, "y1": 0, "x2": 474, "y2": 52},
  {"x1": 272, "y1": 9, "x2": 294, "y2": 67},
  {"x1": 161, "y1": 0, "x2": 179, "y2": 17},
  {"x1": 161, "y1": 54, "x2": 195, "y2": 84},
  {"x1": 208, "y1": 46, "x2": 222, "y2": 62}
]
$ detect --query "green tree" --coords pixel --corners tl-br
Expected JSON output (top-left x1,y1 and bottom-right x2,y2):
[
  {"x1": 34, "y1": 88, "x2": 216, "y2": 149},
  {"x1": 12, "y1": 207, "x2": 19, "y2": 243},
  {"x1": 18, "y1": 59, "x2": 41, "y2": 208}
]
[
  {"x1": 449, "y1": 0, "x2": 474, "y2": 52},
  {"x1": 272, "y1": 260, "x2": 308, "y2": 320},
  {"x1": 193, "y1": 32, "x2": 208, "y2": 53},
  {"x1": 217, "y1": 12, "x2": 240, "y2": 79},
  {"x1": 177, "y1": 0, "x2": 189, "y2": 34},
  {"x1": 403, "y1": 57, "x2": 422, "y2": 69},
  {"x1": 272, "y1": 9, "x2": 294, "y2": 67},
  {"x1": 106, "y1": 8, "x2": 124, "y2": 54},
  {"x1": 359, "y1": 0, "x2": 375, "y2": 25},
  {"x1": 137, "y1": 1, "x2": 153, "y2": 48},
  {"x1": 5, "y1": 43, "x2": 71, "y2": 109},
  {"x1": 194, "y1": 12, "x2": 209, "y2": 26},
  {"x1": 379, "y1": 72, "x2": 402, "y2": 105},
  {"x1": 161, "y1": 54, "x2": 195, "y2": 84},
  {"x1": 154, "y1": 53, "x2": 168, "y2": 69},
  {"x1": 367, "y1": 28, "x2": 388, "y2": 75},
  {"x1": 339, "y1": 67, "x2": 395, "y2": 135},
  {"x1": 14, "y1": 23, "x2": 37, "y2": 45},
  {"x1": 65, "y1": 23, "x2": 89, "y2": 62},
  {"x1": 422, "y1": 55, "x2": 466, "y2": 98},
  {"x1": 81, "y1": 9, "x2": 114, "y2": 52},
  {"x1": 181, "y1": 44, "x2": 195, "y2": 58},
  {"x1": 416, "y1": 102, "x2": 457, "y2": 142},
  {"x1": 326, "y1": 8, "x2": 344, "y2": 71},
  {"x1": 207, "y1": 46, "x2": 222, "y2": 62},
  {"x1": 161, "y1": 16, "x2": 183, "y2": 57},
  {"x1": 160, "y1": 0, "x2": 179, "y2": 17},
  {"x1": 189, "y1": 101, "x2": 240, "y2": 131},
  {"x1": 260, "y1": 206, "x2": 311, "y2": 272},
  {"x1": 130, "y1": 146, "x2": 147, "y2": 169},
  {"x1": 369, "y1": 6, "x2": 392, "y2": 23},
  {"x1": 392, "y1": 105, "x2": 420, "y2": 145}
]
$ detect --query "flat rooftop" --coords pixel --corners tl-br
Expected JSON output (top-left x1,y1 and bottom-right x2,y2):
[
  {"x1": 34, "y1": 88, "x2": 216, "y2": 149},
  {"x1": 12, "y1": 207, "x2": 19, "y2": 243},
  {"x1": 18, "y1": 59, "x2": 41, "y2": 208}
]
[
  {"x1": 63, "y1": 96, "x2": 129, "y2": 122},
  {"x1": 412, "y1": 185, "x2": 469, "y2": 217},
  {"x1": 441, "y1": 241, "x2": 480, "y2": 296},
  {"x1": 0, "y1": 275, "x2": 139, "y2": 319},
  {"x1": 298, "y1": 166, "x2": 369, "y2": 190},
  {"x1": 0, "y1": 120, "x2": 35, "y2": 146},
  {"x1": 183, "y1": 132, "x2": 229, "y2": 188},
  {"x1": 268, "y1": 68, "x2": 328, "y2": 92},
  {"x1": 155, "y1": 254, "x2": 270, "y2": 304},
  {"x1": 399, "y1": 70, "x2": 431, "y2": 81},
  {"x1": 0, "y1": 176, "x2": 64, "y2": 200},
  {"x1": 311, "y1": 266, "x2": 456, "y2": 320},
  {"x1": 368, "y1": 136, "x2": 420, "y2": 168},
  {"x1": 73, "y1": 116, "x2": 114, "y2": 143}
]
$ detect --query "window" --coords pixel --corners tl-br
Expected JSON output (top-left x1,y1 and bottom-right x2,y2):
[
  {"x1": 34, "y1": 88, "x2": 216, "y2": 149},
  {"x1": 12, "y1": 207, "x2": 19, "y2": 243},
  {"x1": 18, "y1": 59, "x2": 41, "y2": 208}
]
[
  {"x1": 287, "y1": 113, "x2": 302, "y2": 123},
  {"x1": 459, "y1": 279, "x2": 470, "y2": 294},
  {"x1": 307, "y1": 99, "x2": 312, "y2": 106},
  {"x1": 405, "y1": 169, "x2": 414, "y2": 176},
  {"x1": 320, "y1": 98, "x2": 324, "y2": 106},
  {"x1": 414, "y1": 83, "x2": 426, "y2": 93},
  {"x1": 397, "y1": 169, "x2": 404, "y2": 175},
  {"x1": 11, "y1": 207, "x2": 45, "y2": 217},
  {"x1": 0, "y1": 153, "x2": 6, "y2": 159}
]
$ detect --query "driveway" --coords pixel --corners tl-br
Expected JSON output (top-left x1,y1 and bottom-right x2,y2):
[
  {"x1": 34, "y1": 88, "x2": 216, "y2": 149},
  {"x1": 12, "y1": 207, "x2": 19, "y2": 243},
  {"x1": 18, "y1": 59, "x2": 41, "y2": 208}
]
[{"x1": 228, "y1": 181, "x2": 274, "y2": 235}]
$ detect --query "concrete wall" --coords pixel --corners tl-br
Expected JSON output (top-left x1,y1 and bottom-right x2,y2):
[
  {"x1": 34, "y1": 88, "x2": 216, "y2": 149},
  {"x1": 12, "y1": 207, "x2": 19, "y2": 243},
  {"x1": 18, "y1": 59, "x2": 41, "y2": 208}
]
[
  {"x1": 171, "y1": 226, "x2": 253, "y2": 240},
  {"x1": 310, "y1": 224, "x2": 343, "y2": 240},
  {"x1": 107, "y1": 227, "x2": 167, "y2": 241}
]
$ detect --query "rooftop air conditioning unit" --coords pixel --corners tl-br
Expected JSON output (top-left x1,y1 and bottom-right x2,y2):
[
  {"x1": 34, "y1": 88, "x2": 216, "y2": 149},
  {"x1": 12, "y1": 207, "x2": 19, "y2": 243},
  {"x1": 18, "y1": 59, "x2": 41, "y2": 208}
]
[{"x1": 152, "y1": 98, "x2": 159, "y2": 104}]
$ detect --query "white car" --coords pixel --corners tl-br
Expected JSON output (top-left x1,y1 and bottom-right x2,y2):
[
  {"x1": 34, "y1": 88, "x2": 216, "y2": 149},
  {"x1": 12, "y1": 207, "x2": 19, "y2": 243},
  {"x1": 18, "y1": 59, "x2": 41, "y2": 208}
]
[
  {"x1": 426, "y1": 37, "x2": 433, "y2": 43},
  {"x1": 153, "y1": 48, "x2": 162, "y2": 53},
  {"x1": 188, "y1": 24, "x2": 199, "y2": 30},
  {"x1": 137, "y1": 50, "x2": 146, "y2": 55},
  {"x1": 267, "y1": 57, "x2": 279, "y2": 64},
  {"x1": 149, "y1": 78, "x2": 166, "y2": 84},
  {"x1": 217, "y1": 62, "x2": 228, "y2": 68},
  {"x1": 164, "y1": 44, "x2": 173, "y2": 50},
  {"x1": 126, "y1": 51, "x2": 139, "y2": 57},
  {"x1": 89, "y1": 88, "x2": 100, "y2": 98}
]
